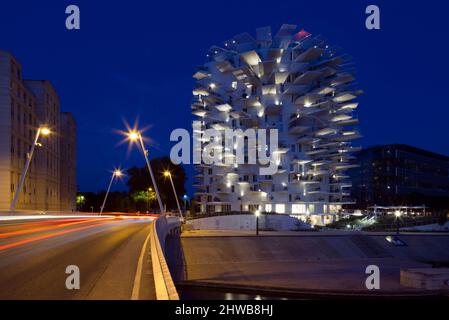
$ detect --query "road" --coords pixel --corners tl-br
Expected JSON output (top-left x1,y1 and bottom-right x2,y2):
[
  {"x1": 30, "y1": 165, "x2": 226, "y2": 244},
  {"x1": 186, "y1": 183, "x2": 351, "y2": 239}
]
[{"x1": 0, "y1": 215, "x2": 156, "y2": 299}]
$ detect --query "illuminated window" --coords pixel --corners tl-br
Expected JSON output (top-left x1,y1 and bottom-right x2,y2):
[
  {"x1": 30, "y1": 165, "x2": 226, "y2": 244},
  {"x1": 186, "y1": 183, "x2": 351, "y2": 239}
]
[
  {"x1": 292, "y1": 204, "x2": 306, "y2": 214},
  {"x1": 308, "y1": 204, "x2": 315, "y2": 214},
  {"x1": 275, "y1": 204, "x2": 285, "y2": 214}
]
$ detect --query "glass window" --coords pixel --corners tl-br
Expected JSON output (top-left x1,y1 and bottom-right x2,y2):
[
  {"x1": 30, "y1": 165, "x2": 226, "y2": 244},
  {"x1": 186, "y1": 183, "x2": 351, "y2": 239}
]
[
  {"x1": 292, "y1": 204, "x2": 306, "y2": 214},
  {"x1": 275, "y1": 204, "x2": 285, "y2": 214}
]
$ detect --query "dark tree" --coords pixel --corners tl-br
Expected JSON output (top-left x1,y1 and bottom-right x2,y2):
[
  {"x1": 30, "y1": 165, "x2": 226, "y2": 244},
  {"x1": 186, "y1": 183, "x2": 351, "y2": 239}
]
[{"x1": 126, "y1": 156, "x2": 187, "y2": 212}]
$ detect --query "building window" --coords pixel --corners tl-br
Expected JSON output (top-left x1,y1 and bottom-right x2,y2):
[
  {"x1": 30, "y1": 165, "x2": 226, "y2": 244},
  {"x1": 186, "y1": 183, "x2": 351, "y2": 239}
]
[
  {"x1": 292, "y1": 204, "x2": 306, "y2": 214},
  {"x1": 308, "y1": 204, "x2": 315, "y2": 214},
  {"x1": 275, "y1": 204, "x2": 285, "y2": 214},
  {"x1": 248, "y1": 204, "x2": 259, "y2": 212},
  {"x1": 265, "y1": 204, "x2": 272, "y2": 212}
]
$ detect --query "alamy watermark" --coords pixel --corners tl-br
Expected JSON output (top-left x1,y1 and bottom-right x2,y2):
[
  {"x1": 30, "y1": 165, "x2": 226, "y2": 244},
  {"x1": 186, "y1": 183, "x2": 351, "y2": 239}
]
[
  {"x1": 365, "y1": 5, "x2": 380, "y2": 30},
  {"x1": 365, "y1": 265, "x2": 380, "y2": 290},
  {"x1": 170, "y1": 121, "x2": 280, "y2": 175},
  {"x1": 65, "y1": 265, "x2": 80, "y2": 290},
  {"x1": 65, "y1": 5, "x2": 80, "y2": 30}
]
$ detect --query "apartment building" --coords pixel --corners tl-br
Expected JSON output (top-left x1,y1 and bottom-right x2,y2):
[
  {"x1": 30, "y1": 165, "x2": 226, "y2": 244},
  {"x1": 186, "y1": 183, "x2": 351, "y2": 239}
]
[
  {"x1": 0, "y1": 50, "x2": 76, "y2": 212},
  {"x1": 191, "y1": 25, "x2": 361, "y2": 225},
  {"x1": 348, "y1": 144, "x2": 449, "y2": 210}
]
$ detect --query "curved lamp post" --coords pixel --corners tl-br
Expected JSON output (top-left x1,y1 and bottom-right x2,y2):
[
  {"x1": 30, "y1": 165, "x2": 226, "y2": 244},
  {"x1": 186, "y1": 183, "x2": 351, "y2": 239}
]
[
  {"x1": 127, "y1": 130, "x2": 164, "y2": 215},
  {"x1": 183, "y1": 194, "x2": 188, "y2": 215},
  {"x1": 394, "y1": 210, "x2": 402, "y2": 235},
  {"x1": 100, "y1": 169, "x2": 122, "y2": 215},
  {"x1": 164, "y1": 170, "x2": 183, "y2": 219},
  {"x1": 10, "y1": 126, "x2": 51, "y2": 213}
]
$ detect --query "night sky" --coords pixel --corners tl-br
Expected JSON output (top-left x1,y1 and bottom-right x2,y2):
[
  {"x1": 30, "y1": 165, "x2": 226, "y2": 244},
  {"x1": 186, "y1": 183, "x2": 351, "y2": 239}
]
[{"x1": 1, "y1": 0, "x2": 448, "y2": 195}]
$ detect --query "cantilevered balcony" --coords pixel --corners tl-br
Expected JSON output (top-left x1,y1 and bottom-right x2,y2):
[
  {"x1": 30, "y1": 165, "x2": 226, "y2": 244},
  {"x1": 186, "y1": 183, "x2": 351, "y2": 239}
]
[
  {"x1": 264, "y1": 104, "x2": 282, "y2": 115},
  {"x1": 335, "y1": 130, "x2": 362, "y2": 141},
  {"x1": 294, "y1": 47, "x2": 323, "y2": 63},
  {"x1": 288, "y1": 118, "x2": 309, "y2": 134}
]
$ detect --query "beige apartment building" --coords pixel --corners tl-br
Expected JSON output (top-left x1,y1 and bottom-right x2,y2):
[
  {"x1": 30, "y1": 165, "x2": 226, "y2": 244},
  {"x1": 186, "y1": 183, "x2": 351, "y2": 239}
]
[{"x1": 0, "y1": 51, "x2": 76, "y2": 212}]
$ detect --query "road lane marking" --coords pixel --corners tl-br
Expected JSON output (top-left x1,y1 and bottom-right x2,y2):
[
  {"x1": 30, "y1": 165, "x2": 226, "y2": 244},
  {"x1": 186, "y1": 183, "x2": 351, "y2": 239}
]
[
  {"x1": 0, "y1": 220, "x2": 119, "y2": 251},
  {"x1": 131, "y1": 224, "x2": 152, "y2": 300}
]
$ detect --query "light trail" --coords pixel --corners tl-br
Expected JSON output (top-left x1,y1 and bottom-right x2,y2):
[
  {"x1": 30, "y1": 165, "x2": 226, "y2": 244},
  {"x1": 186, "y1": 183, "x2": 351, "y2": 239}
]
[
  {"x1": 0, "y1": 220, "x2": 119, "y2": 252},
  {"x1": 0, "y1": 215, "x2": 115, "y2": 222},
  {"x1": 0, "y1": 218, "x2": 115, "y2": 239}
]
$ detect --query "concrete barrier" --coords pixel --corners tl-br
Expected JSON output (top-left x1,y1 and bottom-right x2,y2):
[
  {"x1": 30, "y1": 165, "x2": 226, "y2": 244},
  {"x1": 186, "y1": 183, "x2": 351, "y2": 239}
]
[
  {"x1": 187, "y1": 214, "x2": 311, "y2": 231},
  {"x1": 400, "y1": 268, "x2": 449, "y2": 290},
  {"x1": 150, "y1": 215, "x2": 181, "y2": 300}
]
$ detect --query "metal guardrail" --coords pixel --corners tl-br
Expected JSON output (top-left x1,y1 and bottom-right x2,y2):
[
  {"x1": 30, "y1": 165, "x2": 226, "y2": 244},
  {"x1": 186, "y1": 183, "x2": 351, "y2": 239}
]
[{"x1": 150, "y1": 216, "x2": 180, "y2": 300}]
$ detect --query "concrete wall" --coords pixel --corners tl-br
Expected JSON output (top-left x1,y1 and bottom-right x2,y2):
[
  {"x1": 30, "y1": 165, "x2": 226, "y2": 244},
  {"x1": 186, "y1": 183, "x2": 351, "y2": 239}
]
[
  {"x1": 151, "y1": 215, "x2": 181, "y2": 300},
  {"x1": 187, "y1": 214, "x2": 311, "y2": 231},
  {"x1": 167, "y1": 233, "x2": 449, "y2": 294}
]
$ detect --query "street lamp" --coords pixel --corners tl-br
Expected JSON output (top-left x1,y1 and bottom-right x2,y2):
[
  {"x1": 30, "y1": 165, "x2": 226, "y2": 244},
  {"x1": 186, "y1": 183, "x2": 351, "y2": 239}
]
[
  {"x1": 255, "y1": 210, "x2": 260, "y2": 236},
  {"x1": 183, "y1": 194, "x2": 188, "y2": 215},
  {"x1": 394, "y1": 210, "x2": 402, "y2": 235},
  {"x1": 164, "y1": 170, "x2": 183, "y2": 219},
  {"x1": 10, "y1": 126, "x2": 51, "y2": 212},
  {"x1": 127, "y1": 130, "x2": 165, "y2": 215},
  {"x1": 147, "y1": 187, "x2": 153, "y2": 212},
  {"x1": 100, "y1": 169, "x2": 122, "y2": 215}
]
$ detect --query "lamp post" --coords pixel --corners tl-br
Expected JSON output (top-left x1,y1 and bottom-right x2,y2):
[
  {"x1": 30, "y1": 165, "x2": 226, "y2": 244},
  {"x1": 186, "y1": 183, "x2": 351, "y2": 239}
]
[
  {"x1": 255, "y1": 210, "x2": 260, "y2": 236},
  {"x1": 183, "y1": 194, "x2": 188, "y2": 215},
  {"x1": 10, "y1": 126, "x2": 51, "y2": 213},
  {"x1": 147, "y1": 187, "x2": 153, "y2": 213},
  {"x1": 127, "y1": 130, "x2": 164, "y2": 215},
  {"x1": 394, "y1": 210, "x2": 402, "y2": 235},
  {"x1": 164, "y1": 170, "x2": 183, "y2": 219},
  {"x1": 100, "y1": 169, "x2": 122, "y2": 215}
]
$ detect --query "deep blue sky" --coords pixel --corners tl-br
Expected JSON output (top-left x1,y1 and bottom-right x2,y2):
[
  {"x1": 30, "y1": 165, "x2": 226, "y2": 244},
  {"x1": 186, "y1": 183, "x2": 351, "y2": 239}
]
[{"x1": 1, "y1": 0, "x2": 448, "y2": 194}]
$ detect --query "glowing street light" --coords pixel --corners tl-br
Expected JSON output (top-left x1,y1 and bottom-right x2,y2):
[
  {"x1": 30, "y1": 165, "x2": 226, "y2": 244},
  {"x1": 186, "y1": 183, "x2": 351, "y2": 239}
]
[
  {"x1": 163, "y1": 170, "x2": 183, "y2": 219},
  {"x1": 394, "y1": 210, "x2": 402, "y2": 235},
  {"x1": 126, "y1": 130, "x2": 164, "y2": 215},
  {"x1": 10, "y1": 126, "x2": 51, "y2": 212},
  {"x1": 100, "y1": 169, "x2": 123, "y2": 215},
  {"x1": 183, "y1": 194, "x2": 189, "y2": 215}
]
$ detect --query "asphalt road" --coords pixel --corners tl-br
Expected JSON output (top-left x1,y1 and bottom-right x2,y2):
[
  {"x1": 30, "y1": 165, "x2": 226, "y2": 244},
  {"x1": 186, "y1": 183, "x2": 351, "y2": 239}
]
[{"x1": 0, "y1": 215, "x2": 156, "y2": 300}]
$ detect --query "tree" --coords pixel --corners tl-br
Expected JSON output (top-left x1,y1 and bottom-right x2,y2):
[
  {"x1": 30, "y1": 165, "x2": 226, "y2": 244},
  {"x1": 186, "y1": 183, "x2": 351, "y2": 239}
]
[
  {"x1": 131, "y1": 189, "x2": 156, "y2": 212},
  {"x1": 126, "y1": 156, "x2": 187, "y2": 211},
  {"x1": 76, "y1": 194, "x2": 86, "y2": 211}
]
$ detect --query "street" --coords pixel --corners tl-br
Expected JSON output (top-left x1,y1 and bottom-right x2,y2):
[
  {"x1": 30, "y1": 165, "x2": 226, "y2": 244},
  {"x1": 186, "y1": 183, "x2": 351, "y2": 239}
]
[{"x1": 0, "y1": 215, "x2": 156, "y2": 299}]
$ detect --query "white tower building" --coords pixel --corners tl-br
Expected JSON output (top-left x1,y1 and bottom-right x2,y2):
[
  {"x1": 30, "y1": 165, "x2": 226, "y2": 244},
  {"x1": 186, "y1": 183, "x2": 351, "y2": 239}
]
[{"x1": 191, "y1": 25, "x2": 361, "y2": 225}]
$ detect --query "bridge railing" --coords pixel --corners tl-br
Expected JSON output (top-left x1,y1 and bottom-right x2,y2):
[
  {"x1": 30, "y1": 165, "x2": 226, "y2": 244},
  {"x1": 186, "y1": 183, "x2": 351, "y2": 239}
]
[{"x1": 150, "y1": 214, "x2": 181, "y2": 300}]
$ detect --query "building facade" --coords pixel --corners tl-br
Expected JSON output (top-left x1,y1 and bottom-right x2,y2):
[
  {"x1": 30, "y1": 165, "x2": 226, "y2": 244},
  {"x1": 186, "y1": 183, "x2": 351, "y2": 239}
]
[
  {"x1": 0, "y1": 51, "x2": 77, "y2": 212},
  {"x1": 191, "y1": 25, "x2": 361, "y2": 225},
  {"x1": 348, "y1": 144, "x2": 449, "y2": 210}
]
